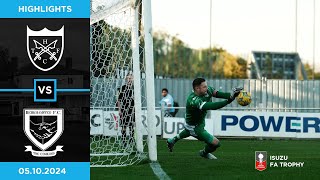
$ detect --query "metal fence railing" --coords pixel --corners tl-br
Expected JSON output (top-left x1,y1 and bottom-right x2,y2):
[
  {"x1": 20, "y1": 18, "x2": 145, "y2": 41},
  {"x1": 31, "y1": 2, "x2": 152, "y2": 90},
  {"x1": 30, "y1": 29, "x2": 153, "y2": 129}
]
[
  {"x1": 155, "y1": 79, "x2": 320, "y2": 117},
  {"x1": 91, "y1": 78, "x2": 320, "y2": 117}
]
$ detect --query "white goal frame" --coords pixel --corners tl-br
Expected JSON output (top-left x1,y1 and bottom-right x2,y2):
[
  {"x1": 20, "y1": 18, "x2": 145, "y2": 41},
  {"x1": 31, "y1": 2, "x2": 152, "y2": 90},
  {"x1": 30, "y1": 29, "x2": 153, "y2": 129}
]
[{"x1": 90, "y1": 0, "x2": 157, "y2": 167}]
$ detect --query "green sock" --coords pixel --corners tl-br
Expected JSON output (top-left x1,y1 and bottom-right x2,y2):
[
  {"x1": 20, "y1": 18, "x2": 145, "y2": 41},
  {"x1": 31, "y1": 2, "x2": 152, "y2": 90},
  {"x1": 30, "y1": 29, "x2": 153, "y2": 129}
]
[
  {"x1": 204, "y1": 144, "x2": 216, "y2": 154},
  {"x1": 169, "y1": 129, "x2": 190, "y2": 144},
  {"x1": 204, "y1": 142, "x2": 221, "y2": 153},
  {"x1": 178, "y1": 129, "x2": 190, "y2": 139},
  {"x1": 168, "y1": 137, "x2": 176, "y2": 144},
  {"x1": 169, "y1": 135, "x2": 180, "y2": 144}
]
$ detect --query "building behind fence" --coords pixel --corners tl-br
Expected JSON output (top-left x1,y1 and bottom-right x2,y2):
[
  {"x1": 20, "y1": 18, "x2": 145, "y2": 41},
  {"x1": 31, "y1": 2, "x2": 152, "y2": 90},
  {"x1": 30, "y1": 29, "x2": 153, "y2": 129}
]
[{"x1": 250, "y1": 51, "x2": 308, "y2": 80}]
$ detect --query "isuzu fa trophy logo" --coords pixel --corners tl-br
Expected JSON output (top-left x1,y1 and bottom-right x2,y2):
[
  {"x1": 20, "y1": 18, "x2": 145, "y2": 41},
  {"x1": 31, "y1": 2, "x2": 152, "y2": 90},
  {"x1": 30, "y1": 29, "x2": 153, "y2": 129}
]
[
  {"x1": 27, "y1": 26, "x2": 64, "y2": 71},
  {"x1": 24, "y1": 109, "x2": 64, "y2": 157},
  {"x1": 255, "y1": 151, "x2": 267, "y2": 171}
]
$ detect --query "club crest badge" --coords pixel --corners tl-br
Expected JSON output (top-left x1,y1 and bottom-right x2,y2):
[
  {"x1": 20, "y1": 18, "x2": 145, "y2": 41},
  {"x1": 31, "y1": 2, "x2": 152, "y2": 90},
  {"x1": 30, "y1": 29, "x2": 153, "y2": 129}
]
[
  {"x1": 23, "y1": 109, "x2": 64, "y2": 157},
  {"x1": 27, "y1": 26, "x2": 64, "y2": 71}
]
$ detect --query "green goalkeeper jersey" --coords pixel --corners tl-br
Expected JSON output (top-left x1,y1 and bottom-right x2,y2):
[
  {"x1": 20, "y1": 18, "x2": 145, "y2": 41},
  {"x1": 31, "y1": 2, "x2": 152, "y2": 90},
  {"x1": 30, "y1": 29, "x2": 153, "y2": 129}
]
[{"x1": 185, "y1": 86, "x2": 216, "y2": 126}]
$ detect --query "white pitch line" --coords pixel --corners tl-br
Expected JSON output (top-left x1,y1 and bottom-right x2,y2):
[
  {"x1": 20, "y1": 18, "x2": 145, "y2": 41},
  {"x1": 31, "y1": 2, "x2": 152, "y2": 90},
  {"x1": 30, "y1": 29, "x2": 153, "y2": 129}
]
[{"x1": 149, "y1": 162, "x2": 171, "y2": 180}]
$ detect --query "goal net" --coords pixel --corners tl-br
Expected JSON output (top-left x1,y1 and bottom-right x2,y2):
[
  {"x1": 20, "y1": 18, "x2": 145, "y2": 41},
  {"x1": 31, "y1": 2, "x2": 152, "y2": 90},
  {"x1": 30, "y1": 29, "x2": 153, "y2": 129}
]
[{"x1": 90, "y1": 0, "x2": 152, "y2": 167}]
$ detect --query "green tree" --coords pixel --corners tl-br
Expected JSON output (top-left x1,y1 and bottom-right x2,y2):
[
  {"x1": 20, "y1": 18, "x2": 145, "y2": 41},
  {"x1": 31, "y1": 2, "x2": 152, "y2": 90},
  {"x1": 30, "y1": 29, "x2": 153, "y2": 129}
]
[
  {"x1": 304, "y1": 63, "x2": 320, "y2": 79},
  {"x1": 91, "y1": 20, "x2": 132, "y2": 78},
  {"x1": 153, "y1": 31, "x2": 249, "y2": 79}
]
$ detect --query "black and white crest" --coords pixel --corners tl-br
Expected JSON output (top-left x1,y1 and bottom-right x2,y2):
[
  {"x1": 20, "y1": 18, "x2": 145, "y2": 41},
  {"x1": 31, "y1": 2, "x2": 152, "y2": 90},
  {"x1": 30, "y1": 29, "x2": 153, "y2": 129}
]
[
  {"x1": 24, "y1": 109, "x2": 64, "y2": 151},
  {"x1": 27, "y1": 26, "x2": 64, "y2": 71}
]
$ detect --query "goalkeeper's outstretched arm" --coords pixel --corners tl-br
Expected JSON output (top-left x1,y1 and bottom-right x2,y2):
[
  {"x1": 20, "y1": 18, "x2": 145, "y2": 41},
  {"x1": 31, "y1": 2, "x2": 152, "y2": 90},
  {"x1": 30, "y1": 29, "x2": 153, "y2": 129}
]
[
  {"x1": 200, "y1": 100, "x2": 230, "y2": 110},
  {"x1": 213, "y1": 87, "x2": 243, "y2": 100},
  {"x1": 214, "y1": 91, "x2": 231, "y2": 99},
  {"x1": 201, "y1": 87, "x2": 244, "y2": 110}
]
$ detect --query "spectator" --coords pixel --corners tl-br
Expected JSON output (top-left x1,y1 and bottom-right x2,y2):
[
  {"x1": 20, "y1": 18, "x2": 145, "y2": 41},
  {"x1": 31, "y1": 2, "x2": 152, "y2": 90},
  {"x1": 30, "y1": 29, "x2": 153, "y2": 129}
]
[{"x1": 159, "y1": 88, "x2": 175, "y2": 117}]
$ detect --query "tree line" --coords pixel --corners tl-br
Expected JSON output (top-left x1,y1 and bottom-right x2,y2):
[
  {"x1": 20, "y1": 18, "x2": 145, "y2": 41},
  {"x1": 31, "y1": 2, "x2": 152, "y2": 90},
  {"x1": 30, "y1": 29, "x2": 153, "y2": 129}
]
[
  {"x1": 153, "y1": 31, "x2": 248, "y2": 79},
  {"x1": 90, "y1": 21, "x2": 319, "y2": 80}
]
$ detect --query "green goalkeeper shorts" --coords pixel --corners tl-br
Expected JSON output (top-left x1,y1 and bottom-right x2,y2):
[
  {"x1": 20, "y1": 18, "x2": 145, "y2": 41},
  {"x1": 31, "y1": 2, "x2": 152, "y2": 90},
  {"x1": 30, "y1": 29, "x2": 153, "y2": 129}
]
[{"x1": 184, "y1": 123, "x2": 214, "y2": 144}]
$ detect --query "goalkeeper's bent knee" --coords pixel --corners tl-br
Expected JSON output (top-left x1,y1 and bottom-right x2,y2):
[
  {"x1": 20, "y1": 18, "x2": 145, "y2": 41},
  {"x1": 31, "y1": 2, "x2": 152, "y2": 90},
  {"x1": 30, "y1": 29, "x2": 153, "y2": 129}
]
[{"x1": 211, "y1": 141, "x2": 221, "y2": 149}]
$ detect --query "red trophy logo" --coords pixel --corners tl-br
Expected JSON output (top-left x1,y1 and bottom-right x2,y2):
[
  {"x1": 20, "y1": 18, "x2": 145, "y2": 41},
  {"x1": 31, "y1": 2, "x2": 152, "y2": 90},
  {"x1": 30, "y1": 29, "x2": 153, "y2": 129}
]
[{"x1": 255, "y1": 151, "x2": 267, "y2": 171}]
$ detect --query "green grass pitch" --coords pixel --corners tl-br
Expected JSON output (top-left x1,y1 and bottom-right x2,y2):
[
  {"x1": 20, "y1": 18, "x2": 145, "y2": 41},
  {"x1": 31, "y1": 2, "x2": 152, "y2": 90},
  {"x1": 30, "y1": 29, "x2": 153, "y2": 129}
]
[{"x1": 91, "y1": 139, "x2": 320, "y2": 180}]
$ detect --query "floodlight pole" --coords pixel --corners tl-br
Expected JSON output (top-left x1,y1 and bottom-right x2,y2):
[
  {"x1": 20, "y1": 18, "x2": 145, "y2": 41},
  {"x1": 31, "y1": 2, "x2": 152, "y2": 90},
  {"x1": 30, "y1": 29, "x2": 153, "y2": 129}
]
[
  {"x1": 209, "y1": 0, "x2": 213, "y2": 78},
  {"x1": 295, "y1": 0, "x2": 298, "y2": 52},
  {"x1": 210, "y1": 0, "x2": 212, "y2": 51},
  {"x1": 312, "y1": 0, "x2": 316, "y2": 80}
]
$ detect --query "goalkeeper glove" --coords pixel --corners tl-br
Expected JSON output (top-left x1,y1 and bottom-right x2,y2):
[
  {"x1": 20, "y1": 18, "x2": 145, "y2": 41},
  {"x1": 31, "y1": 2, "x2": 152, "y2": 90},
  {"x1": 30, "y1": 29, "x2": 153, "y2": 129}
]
[{"x1": 228, "y1": 87, "x2": 243, "y2": 103}]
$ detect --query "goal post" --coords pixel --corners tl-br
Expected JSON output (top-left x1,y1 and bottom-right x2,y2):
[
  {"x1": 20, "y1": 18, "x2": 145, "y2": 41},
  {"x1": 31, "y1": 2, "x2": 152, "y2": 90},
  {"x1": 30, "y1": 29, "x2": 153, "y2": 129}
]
[
  {"x1": 142, "y1": 0, "x2": 157, "y2": 162},
  {"x1": 131, "y1": 1, "x2": 143, "y2": 154},
  {"x1": 90, "y1": 0, "x2": 157, "y2": 167}
]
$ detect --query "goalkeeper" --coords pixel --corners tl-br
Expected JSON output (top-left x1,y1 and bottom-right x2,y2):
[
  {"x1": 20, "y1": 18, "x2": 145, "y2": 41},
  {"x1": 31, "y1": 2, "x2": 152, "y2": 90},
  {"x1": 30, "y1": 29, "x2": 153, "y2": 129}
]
[{"x1": 167, "y1": 78, "x2": 242, "y2": 159}]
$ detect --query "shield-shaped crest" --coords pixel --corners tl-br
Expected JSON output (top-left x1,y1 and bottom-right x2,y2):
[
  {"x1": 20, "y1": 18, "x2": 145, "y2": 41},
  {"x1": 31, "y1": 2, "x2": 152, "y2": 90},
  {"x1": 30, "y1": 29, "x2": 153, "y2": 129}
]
[
  {"x1": 27, "y1": 26, "x2": 64, "y2": 71},
  {"x1": 255, "y1": 151, "x2": 267, "y2": 171},
  {"x1": 23, "y1": 109, "x2": 64, "y2": 151}
]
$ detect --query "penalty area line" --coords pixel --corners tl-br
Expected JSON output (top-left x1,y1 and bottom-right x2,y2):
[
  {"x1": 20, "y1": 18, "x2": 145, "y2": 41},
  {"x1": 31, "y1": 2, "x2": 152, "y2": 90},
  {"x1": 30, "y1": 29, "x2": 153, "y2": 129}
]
[{"x1": 149, "y1": 162, "x2": 171, "y2": 180}]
